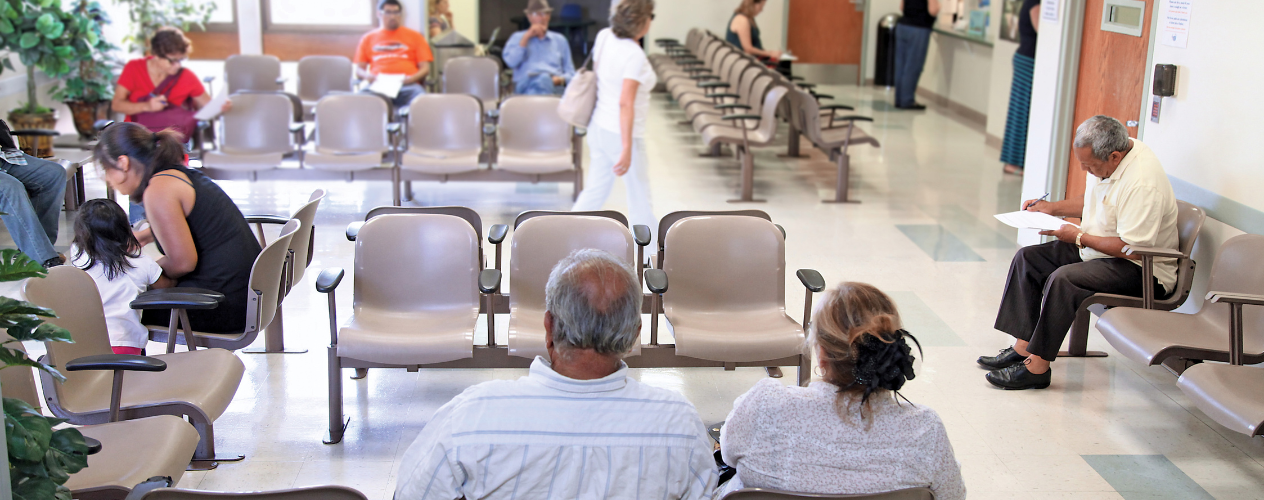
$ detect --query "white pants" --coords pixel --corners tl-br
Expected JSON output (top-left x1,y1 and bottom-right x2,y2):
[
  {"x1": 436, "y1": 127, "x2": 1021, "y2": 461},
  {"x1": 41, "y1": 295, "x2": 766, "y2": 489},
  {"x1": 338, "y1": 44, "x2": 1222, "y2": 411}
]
[{"x1": 572, "y1": 127, "x2": 658, "y2": 244}]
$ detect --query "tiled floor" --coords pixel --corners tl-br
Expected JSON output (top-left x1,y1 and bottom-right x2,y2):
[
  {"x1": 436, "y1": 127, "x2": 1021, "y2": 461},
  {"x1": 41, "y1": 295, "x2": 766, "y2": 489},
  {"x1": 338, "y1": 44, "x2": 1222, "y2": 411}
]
[{"x1": 4, "y1": 79, "x2": 1264, "y2": 499}]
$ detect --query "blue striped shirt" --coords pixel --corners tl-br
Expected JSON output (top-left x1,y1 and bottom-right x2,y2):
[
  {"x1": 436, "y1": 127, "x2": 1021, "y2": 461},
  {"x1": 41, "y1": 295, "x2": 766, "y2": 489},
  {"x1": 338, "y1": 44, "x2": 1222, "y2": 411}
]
[{"x1": 395, "y1": 356, "x2": 719, "y2": 500}]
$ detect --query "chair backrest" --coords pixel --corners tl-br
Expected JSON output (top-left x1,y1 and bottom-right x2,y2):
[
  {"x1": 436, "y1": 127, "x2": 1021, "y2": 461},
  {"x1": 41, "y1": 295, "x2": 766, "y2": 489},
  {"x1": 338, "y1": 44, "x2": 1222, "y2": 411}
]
[
  {"x1": 246, "y1": 219, "x2": 300, "y2": 335},
  {"x1": 657, "y1": 210, "x2": 771, "y2": 262},
  {"x1": 515, "y1": 209, "x2": 628, "y2": 229},
  {"x1": 1175, "y1": 200, "x2": 1207, "y2": 258},
  {"x1": 218, "y1": 92, "x2": 294, "y2": 155},
  {"x1": 789, "y1": 87, "x2": 824, "y2": 143},
  {"x1": 297, "y1": 55, "x2": 354, "y2": 103},
  {"x1": 1199, "y1": 234, "x2": 1264, "y2": 348},
  {"x1": 366, "y1": 206, "x2": 484, "y2": 241},
  {"x1": 0, "y1": 341, "x2": 41, "y2": 408},
  {"x1": 353, "y1": 214, "x2": 480, "y2": 314},
  {"x1": 142, "y1": 486, "x2": 368, "y2": 500},
  {"x1": 234, "y1": 90, "x2": 304, "y2": 123},
  {"x1": 286, "y1": 189, "x2": 326, "y2": 286},
  {"x1": 443, "y1": 56, "x2": 500, "y2": 104},
  {"x1": 407, "y1": 94, "x2": 483, "y2": 152},
  {"x1": 509, "y1": 215, "x2": 635, "y2": 313},
  {"x1": 722, "y1": 487, "x2": 934, "y2": 500},
  {"x1": 22, "y1": 266, "x2": 121, "y2": 409},
  {"x1": 498, "y1": 96, "x2": 571, "y2": 154},
  {"x1": 225, "y1": 55, "x2": 282, "y2": 94},
  {"x1": 748, "y1": 84, "x2": 790, "y2": 139},
  {"x1": 661, "y1": 215, "x2": 786, "y2": 313},
  {"x1": 314, "y1": 94, "x2": 389, "y2": 153}
]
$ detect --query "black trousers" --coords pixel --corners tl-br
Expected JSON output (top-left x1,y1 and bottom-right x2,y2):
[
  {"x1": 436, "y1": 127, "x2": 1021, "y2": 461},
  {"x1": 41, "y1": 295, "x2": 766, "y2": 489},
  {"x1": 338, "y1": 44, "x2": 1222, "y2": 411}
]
[{"x1": 993, "y1": 241, "x2": 1163, "y2": 360}]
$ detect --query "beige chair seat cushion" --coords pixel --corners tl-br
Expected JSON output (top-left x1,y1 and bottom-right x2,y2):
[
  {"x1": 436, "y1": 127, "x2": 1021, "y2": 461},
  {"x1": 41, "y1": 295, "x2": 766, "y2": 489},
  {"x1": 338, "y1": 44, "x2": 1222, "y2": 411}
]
[
  {"x1": 666, "y1": 310, "x2": 805, "y2": 362},
  {"x1": 1097, "y1": 308, "x2": 1264, "y2": 364},
  {"x1": 701, "y1": 122, "x2": 772, "y2": 147},
  {"x1": 815, "y1": 124, "x2": 881, "y2": 151},
  {"x1": 401, "y1": 148, "x2": 481, "y2": 174},
  {"x1": 338, "y1": 307, "x2": 477, "y2": 365},
  {"x1": 693, "y1": 113, "x2": 757, "y2": 135},
  {"x1": 58, "y1": 348, "x2": 244, "y2": 420},
  {"x1": 201, "y1": 150, "x2": 285, "y2": 172},
  {"x1": 303, "y1": 146, "x2": 386, "y2": 171},
  {"x1": 1177, "y1": 363, "x2": 1264, "y2": 436},
  {"x1": 67, "y1": 415, "x2": 200, "y2": 492},
  {"x1": 497, "y1": 150, "x2": 573, "y2": 175}
]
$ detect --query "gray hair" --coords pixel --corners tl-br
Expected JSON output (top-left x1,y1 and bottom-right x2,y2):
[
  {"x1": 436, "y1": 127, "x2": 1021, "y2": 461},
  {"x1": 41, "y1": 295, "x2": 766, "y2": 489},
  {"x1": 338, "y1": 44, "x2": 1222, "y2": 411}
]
[
  {"x1": 545, "y1": 249, "x2": 642, "y2": 357},
  {"x1": 610, "y1": 0, "x2": 653, "y2": 39},
  {"x1": 1073, "y1": 115, "x2": 1132, "y2": 161}
]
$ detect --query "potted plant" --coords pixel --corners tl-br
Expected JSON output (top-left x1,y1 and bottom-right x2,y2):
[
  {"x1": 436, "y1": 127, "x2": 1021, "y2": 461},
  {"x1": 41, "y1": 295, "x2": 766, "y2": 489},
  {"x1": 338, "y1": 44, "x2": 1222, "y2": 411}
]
[
  {"x1": 49, "y1": 1, "x2": 118, "y2": 142},
  {"x1": 0, "y1": 247, "x2": 88, "y2": 500},
  {"x1": 113, "y1": 0, "x2": 216, "y2": 55},
  {"x1": 0, "y1": 0, "x2": 105, "y2": 156}
]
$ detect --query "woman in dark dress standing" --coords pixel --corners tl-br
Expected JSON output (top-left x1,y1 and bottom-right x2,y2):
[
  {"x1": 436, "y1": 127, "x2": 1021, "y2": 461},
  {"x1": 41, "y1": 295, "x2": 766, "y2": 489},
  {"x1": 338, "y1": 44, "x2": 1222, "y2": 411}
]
[
  {"x1": 94, "y1": 122, "x2": 262, "y2": 333},
  {"x1": 1001, "y1": 0, "x2": 1041, "y2": 175}
]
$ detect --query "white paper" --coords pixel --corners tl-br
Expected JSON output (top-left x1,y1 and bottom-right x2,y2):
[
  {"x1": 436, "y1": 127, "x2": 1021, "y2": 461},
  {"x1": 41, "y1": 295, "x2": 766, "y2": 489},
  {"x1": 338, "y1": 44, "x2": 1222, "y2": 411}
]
[
  {"x1": 994, "y1": 211, "x2": 1080, "y2": 231},
  {"x1": 779, "y1": 53, "x2": 798, "y2": 62},
  {"x1": 1041, "y1": 0, "x2": 1059, "y2": 22},
  {"x1": 1160, "y1": 0, "x2": 1192, "y2": 48},
  {"x1": 367, "y1": 74, "x2": 406, "y2": 99},
  {"x1": 193, "y1": 92, "x2": 229, "y2": 121}
]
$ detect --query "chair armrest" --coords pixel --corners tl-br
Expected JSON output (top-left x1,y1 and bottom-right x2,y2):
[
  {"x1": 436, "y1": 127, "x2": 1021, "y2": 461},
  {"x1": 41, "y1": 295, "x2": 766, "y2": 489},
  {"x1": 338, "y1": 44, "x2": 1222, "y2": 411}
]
[
  {"x1": 820, "y1": 104, "x2": 855, "y2": 111},
  {"x1": 94, "y1": 119, "x2": 114, "y2": 131},
  {"x1": 574, "y1": 127, "x2": 588, "y2": 137},
  {"x1": 691, "y1": 75, "x2": 719, "y2": 81},
  {"x1": 685, "y1": 68, "x2": 711, "y2": 74},
  {"x1": 811, "y1": 93, "x2": 835, "y2": 100},
  {"x1": 796, "y1": 269, "x2": 826, "y2": 293},
  {"x1": 720, "y1": 114, "x2": 762, "y2": 121},
  {"x1": 203, "y1": 76, "x2": 216, "y2": 85},
  {"x1": 289, "y1": 123, "x2": 305, "y2": 134},
  {"x1": 645, "y1": 269, "x2": 668, "y2": 294},
  {"x1": 479, "y1": 269, "x2": 502, "y2": 294},
  {"x1": 488, "y1": 224, "x2": 509, "y2": 245},
  {"x1": 797, "y1": 83, "x2": 817, "y2": 89},
  {"x1": 1124, "y1": 245, "x2": 1184, "y2": 259},
  {"x1": 698, "y1": 82, "x2": 730, "y2": 89},
  {"x1": 244, "y1": 215, "x2": 292, "y2": 225},
  {"x1": 708, "y1": 93, "x2": 740, "y2": 100},
  {"x1": 346, "y1": 221, "x2": 364, "y2": 241},
  {"x1": 398, "y1": 107, "x2": 411, "y2": 117},
  {"x1": 276, "y1": 77, "x2": 287, "y2": 85},
  {"x1": 633, "y1": 225, "x2": 651, "y2": 247},
  {"x1": 679, "y1": 60, "x2": 704, "y2": 66},
  {"x1": 387, "y1": 123, "x2": 402, "y2": 135},
  {"x1": 483, "y1": 124, "x2": 497, "y2": 136},
  {"x1": 10, "y1": 129, "x2": 60, "y2": 137},
  {"x1": 789, "y1": 76, "x2": 804, "y2": 81},
  {"x1": 66, "y1": 354, "x2": 167, "y2": 373},
  {"x1": 144, "y1": 288, "x2": 226, "y2": 303},
  {"x1": 486, "y1": 109, "x2": 500, "y2": 119},
  {"x1": 715, "y1": 104, "x2": 750, "y2": 110},
  {"x1": 316, "y1": 268, "x2": 345, "y2": 294},
  {"x1": 84, "y1": 437, "x2": 101, "y2": 455},
  {"x1": 1206, "y1": 292, "x2": 1264, "y2": 307},
  {"x1": 130, "y1": 291, "x2": 220, "y2": 310}
]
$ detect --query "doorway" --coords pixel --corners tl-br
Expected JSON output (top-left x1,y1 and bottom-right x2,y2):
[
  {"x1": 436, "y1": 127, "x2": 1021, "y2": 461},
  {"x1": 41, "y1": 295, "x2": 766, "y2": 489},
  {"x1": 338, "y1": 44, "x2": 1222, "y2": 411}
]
[{"x1": 787, "y1": 0, "x2": 866, "y2": 84}]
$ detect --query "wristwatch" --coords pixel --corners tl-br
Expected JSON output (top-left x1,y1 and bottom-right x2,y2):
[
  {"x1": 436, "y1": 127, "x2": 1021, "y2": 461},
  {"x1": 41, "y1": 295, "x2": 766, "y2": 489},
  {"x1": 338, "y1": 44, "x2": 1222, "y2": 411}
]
[{"x1": 1075, "y1": 232, "x2": 1085, "y2": 249}]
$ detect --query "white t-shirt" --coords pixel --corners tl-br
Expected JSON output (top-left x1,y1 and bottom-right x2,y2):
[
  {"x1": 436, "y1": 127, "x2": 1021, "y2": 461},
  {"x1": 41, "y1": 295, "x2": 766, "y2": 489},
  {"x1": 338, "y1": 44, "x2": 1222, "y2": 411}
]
[
  {"x1": 69, "y1": 245, "x2": 164, "y2": 349},
  {"x1": 589, "y1": 28, "x2": 657, "y2": 137}
]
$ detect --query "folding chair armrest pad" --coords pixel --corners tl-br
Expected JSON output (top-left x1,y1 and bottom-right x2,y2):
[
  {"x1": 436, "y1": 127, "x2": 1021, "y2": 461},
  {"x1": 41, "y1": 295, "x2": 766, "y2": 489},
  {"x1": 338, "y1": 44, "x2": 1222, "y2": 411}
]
[
  {"x1": 483, "y1": 124, "x2": 497, "y2": 136},
  {"x1": 789, "y1": 76, "x2": 804, "y2": 81},
  {"x1": 691, "y1": 75, "x2": 719, "y2": 81},
  {"x1": 398, "y1": 107, "x2": 411, "y2": 117},
  {"x1": 130, "y1": 291, "x2": 220, "y2": 310},
  {"x1": 826, "y1": 115, "x2": 875, "y2": 124},
  {"x1": 289, "y1": 123, "x2": 306, "y2": 134},
  {"x1": 811, "y1": 93, "x2": 835, "y2": 100},
  {"x1": 317, "y1": 268, "x2": 345, "y2": 294},
  {"x1": 633, "y1": 225, "x2": 651, "y2": 247},
  {"x1": 697, "y1": 82, "x2": 730, "y2": 89},
  {"x1": 149, "y1": 288, "x2": 226, "y2": 303},
  {"x1": 84, "y1": 437, "x2": 101, "y2": 455},
  {"x1": 797, "y1": 83, "x2": 817, "y2": 89},
  {"x1": 244, "y1": 215, "x2": 292, "y2": 225},
  {"x1": 679, "y1": 60, "x2": 704, "y2": 66},
  {"x1": 1206, "y1": 292, "x2": 1264, "y2": 307},
  {"x1": 708, "y1": 93, "x2": 740, "y2": 99},
  {"x1": 387, "y1": 123, "x2": 402, "y2": 134},
  {"x1": 66, "y1": 354, "x2": 167, "y2": 372},
  {"x1": 488, "y1": 224, "x2": 509, "y2": 244},
  {"x1": 720, "y1": 114, "x2": 762, "y2": 121},
  {"x1": 797, "y1": 269, "x2": 826, "y2": 293},
  {"x1": 1124, "y1": 245, "x2": 1183, "y2": 259},
  {"x1": 479, "y1": 269, "x2": 502, "y2": 294},
  {"x1": 10, "y1": 129, "x2": 59, "y2": 137},
  {"x1": 715, "y1": 104, "x2": 750, "y2": 110},
  {"x1": 645, "y1": 269, "x2": 668, "y2": 294},
  {"x1": 574, "y1": 127, "x2": 588, "y2": 137},
  {"x1": 346, "y1": 221, "x2": 364, "y2": 241},
  {"x1": 820, "y1": 104, "x2": 856, "y2": 111}
]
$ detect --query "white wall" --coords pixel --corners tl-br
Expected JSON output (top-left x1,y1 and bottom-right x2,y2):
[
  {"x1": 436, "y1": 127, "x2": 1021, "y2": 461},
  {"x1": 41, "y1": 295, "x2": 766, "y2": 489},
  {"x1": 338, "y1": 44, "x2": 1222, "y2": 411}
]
[
  {"x1": 918, "y1": 35, "x2": 992, "y2": 115},
  {"x1": 646, "y1": 0, "x2": 786, "y2": 54},
  {"x1": 1018, "y1": 0, "x2": 1068, "y2": 245},
  {"x1": 448, "y1": 0, "x2": 478, "y2": 40}
]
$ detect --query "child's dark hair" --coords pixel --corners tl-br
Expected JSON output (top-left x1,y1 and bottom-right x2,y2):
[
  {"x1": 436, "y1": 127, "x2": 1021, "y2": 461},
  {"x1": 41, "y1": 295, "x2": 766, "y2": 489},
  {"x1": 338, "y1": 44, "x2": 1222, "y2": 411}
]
[{"x1": 72, "y1": 199, "x2": 142, "y2": 280}]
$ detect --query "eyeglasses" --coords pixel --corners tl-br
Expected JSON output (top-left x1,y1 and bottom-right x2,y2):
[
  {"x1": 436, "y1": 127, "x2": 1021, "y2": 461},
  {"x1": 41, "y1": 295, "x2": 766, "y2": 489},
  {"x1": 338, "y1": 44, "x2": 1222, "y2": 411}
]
[
  {"x1": 651, "y1": 13, "x2": 656, "y2": 20},
  {"x1": 381, "y1": 9, "x2": 403, "y2": 16},
  {"x1": 162, "y1": 55, "x2": 187, "y2": 65}
]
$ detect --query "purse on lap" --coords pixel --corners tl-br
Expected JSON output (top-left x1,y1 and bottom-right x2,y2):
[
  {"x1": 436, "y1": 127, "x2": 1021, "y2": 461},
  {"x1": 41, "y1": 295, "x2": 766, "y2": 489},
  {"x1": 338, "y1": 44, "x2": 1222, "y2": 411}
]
[{"x1": 132, "y1": 68, "x2": 198, "y2": 142}]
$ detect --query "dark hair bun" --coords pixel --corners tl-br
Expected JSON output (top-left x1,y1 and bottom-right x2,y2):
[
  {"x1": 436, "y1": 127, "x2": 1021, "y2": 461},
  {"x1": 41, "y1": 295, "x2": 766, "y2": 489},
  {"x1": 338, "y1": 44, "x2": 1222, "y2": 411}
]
[{"x1": 848, "y1": 329, "x2": 921, "y2": 403}]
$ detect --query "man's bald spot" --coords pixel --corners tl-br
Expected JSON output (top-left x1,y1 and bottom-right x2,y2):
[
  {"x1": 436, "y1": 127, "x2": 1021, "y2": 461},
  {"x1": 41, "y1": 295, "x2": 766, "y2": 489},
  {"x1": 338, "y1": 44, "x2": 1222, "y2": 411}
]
[{"x1": 569, "y1": 259, "x2": 635, "y2": 314}]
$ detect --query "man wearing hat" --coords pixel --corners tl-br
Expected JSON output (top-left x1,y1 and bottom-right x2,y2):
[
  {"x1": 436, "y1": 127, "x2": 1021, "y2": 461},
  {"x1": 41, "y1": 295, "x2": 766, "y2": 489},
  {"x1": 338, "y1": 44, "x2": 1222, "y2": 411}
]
[{"x1": 503, "y1": 0, "x2": 576, "y2": 95}]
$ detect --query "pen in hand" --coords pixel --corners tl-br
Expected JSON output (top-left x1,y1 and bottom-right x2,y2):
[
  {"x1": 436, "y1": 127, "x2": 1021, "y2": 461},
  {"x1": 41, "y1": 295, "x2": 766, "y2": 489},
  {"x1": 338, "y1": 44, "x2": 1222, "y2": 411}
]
[{"x1": 1024, "y1": 192, "x2": 1051, "y2": 211}]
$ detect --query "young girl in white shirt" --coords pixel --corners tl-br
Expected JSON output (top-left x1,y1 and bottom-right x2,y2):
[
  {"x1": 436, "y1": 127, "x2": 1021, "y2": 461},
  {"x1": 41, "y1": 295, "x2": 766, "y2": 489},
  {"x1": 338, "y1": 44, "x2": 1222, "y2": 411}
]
[{"x1": 69, "y1": 199, "x2": 174, "y2": 355}]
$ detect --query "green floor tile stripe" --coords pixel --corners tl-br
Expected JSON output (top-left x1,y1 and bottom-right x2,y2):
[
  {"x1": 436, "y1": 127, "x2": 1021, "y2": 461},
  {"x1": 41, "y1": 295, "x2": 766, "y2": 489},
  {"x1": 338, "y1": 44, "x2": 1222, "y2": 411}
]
[
  {"x1": 896, "y1": 224, "x2": 986, "y2": 262},
  {"x1": 1082, "y1": 455, "x2": 1214, "y2": 500}
]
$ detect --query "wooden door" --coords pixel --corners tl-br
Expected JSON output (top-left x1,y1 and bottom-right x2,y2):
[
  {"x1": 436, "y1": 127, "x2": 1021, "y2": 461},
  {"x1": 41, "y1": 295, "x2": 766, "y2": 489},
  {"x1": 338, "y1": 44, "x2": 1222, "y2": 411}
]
[
  {"x1": 1065, "y1": 0, "x2": 1154, "y2": 202},
  {"x1": 786, "y1": 0, "x2": 865, "y2": 65}
]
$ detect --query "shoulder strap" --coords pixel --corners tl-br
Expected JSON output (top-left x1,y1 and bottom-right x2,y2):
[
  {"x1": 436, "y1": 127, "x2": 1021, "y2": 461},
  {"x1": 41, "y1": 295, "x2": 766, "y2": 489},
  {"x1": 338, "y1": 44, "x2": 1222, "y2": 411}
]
[
  {"x1": 153, "y1": 68, "x2": 185, "y2": 98},
  {"x1": 152, "y1": 172, "x2": 194, "y2": 188}
]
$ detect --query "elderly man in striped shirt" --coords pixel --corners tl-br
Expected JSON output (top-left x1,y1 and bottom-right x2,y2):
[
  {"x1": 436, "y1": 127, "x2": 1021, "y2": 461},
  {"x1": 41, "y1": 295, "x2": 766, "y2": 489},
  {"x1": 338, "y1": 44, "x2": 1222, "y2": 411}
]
[{"x1": 396, "y1": 249, "x2": 719, "y2": 499}]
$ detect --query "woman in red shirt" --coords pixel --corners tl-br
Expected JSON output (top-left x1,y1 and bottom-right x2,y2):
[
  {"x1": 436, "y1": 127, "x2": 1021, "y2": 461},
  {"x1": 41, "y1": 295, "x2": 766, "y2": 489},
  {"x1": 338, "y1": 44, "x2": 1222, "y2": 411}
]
[{"x1": 111, "y1": 27, "x2": 230, "y2": 141}]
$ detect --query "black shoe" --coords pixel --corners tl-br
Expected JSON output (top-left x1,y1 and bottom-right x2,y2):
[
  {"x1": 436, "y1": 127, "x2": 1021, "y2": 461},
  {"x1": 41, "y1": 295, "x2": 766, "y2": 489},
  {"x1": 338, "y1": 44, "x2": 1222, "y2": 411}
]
[
  {"x1": 986, "y1": 363, "x2": 1051, "y2": 390},
  {"x1": 42, "y1": 255, "x2": 65, "y2": 270},
  {"x1": 896, "y1": 103, "x2": 927, "y2": 110},
  {"x1": 977, "y1": 346, "x2": 1026, "y2": 369}
]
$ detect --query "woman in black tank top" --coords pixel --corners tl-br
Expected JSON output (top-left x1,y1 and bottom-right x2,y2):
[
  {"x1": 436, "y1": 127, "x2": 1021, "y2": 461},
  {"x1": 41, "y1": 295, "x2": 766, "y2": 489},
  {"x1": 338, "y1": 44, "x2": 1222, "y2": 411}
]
[{"x1": 94, "y1": 123, "x2": 261, "y2": 333}]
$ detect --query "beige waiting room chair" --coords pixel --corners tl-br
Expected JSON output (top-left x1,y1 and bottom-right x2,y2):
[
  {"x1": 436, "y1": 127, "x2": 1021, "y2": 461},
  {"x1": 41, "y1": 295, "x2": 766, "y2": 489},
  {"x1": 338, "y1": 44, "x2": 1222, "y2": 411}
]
[
  {"x1": 495, "y1": 95, "x2": 583, "y2": 199},
  {"x1": 345, "y1": 206, "x2": 507, "y2": 272},
  {"x1": 303, "y1": 94, "x2": 402, "y2": 203},
  {"x1": 317, "y1": 213, "x2": 495, "y2": 444},
  {"x1": 297, "y1": 55, "x2": 354, "y2": 120},
  {"x1": 136, "y1": 220, "x2": 300, "y2": 354},
  {"x1": 2, "y1": 350, "x2": 201, "y2": 498},
  {"x1": 1064, "y1": 200, "x2": 1206, "y2": 357},
  {"x1": 786, "y1": 87, "x2": 880, "y2": 204},
  {"x1": 225, "y1": 55, "x2": 284, "y2": 94},
  {"x1": 23, "y1": 266, "x2": 246, "y2": 468},
  {"x1": 1096, "y1": 234, "x2": 1264, "y2": 370},
  {"x1": 443, "y1": 56, "x2": 501, "y2": 113},
  {"x1": 683, "y1": 64, "x2": 763, "y2": 125},
  {"x1": 699, "y1": 84, "x2": 790, "y2": 202},
  {"x1": 1177, "y1": 361, "x2": 1264, "y2": 437},
  {"x1": 238, "y1": 190, "x2": 326, "y2": 353},
  {"x1": 199, "y1": 92, "x2": 303, "y2": 178},
  {"x1": 141, "y1": 486, "x2": 368, "y2": 500},
  {"x1": 692, "y1": 72, "x2": 774, "y2": 135},
  {"x1": 397, "y1": 94, "x2": 486, "y2": 200},
  {"x1": 651, "y1": 213, "x2": 824, "y2": 386},
  {"x1": 723, "y1": 487, "x2": 934, "y2": 500}
]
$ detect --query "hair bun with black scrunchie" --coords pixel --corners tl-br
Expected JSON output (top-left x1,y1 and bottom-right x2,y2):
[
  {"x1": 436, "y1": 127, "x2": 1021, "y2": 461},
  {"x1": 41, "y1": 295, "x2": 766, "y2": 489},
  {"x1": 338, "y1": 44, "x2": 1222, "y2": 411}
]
[{"x1": 847, "y1": 329, "x2": 922, "y2": 403}]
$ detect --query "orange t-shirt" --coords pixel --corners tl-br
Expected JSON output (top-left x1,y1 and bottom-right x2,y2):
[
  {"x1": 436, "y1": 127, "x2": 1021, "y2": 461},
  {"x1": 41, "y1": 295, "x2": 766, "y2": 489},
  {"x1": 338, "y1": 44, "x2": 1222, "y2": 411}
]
[{"x1": 355, "y1": 27, "x2": 433, "y2": 76}]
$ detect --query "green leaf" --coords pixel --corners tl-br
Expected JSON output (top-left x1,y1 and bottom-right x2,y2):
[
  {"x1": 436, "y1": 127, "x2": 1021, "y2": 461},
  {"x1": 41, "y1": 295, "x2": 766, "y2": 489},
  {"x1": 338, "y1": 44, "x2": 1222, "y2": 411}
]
[
  {"x1": 52, "y1": 45, "x2": 72, "y2": 60},
  {"x1": 0, "y1": 16, "x2": 12, "y2": 33},
  {"x1": 18, "y1": 31, "x2": 38, "y2": 49},
  {"x1": 0, "y1": 347, "x2": 66, "y2": 382},
  {"x1": 5, "y1": 397, "x2": 53, "y2": 462},
  {"x1": 84, "y1": 27, "x2": 96, "y2": 46},
  {"x1": 13, "y1": 477, "x2": 61, "y2": 500},
  {"x1": 0, "y1": 249, "x2": 47, "y2": 281},
  {"x1": 2, "y1": 57, "x2": 13, "y2": 71},
  {"x1": 0, "y1": 297, "x2": 57, "y2": 318},
  {"x1": 44, "y1": 427, "x2": 89, "y2": 481}
]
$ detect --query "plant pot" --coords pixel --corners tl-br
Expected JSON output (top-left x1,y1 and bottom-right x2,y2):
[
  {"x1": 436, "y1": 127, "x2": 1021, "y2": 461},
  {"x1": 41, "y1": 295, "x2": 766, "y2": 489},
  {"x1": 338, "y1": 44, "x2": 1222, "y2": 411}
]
[
  {"x1": 66, "y1": 100, "x2": 111, "y2": 141},
  {"x1": 7, "y1": 110, "x2": 58, "y2": 158}
]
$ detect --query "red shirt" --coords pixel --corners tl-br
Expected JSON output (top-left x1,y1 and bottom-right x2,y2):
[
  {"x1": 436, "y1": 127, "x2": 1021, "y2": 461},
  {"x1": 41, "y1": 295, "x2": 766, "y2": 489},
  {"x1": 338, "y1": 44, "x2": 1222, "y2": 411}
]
[
  {"x1": 117, "y1": 57, "x2": 206, "y2": 118},
  {"x1": 355, "y1": 27, "x2": 433, "y2": 75}
]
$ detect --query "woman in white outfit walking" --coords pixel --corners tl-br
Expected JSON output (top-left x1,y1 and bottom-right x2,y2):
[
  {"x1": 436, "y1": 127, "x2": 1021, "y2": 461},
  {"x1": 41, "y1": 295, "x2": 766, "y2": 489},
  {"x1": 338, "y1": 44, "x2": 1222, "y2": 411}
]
[{"x1": 572, "y1": 0, "x2": 658, "y2": 243}]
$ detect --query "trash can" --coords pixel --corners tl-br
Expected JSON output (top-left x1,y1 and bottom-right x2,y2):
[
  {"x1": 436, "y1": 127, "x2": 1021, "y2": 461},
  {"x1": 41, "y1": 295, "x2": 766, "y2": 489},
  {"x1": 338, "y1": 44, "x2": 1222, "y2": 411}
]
[{"x1": 874, "y1": 13, "x2": 901, "y2": 87}]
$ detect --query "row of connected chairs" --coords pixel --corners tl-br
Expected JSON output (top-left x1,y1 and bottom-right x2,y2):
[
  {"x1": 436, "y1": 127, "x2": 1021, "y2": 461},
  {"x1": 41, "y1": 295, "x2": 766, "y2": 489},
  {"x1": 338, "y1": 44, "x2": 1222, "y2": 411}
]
[{"x1": 318, "y1": 208, "x2": 826, "y2": 444}]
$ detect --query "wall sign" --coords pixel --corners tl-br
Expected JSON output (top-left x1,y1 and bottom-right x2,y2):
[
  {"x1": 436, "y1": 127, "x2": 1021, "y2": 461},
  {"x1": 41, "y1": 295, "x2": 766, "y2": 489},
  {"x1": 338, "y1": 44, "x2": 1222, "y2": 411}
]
[
  {"x1": 1160, "y1": 0, "x2": 1193, "y2": 48},
  {"x1": 1042, "y1": 0, "x2": 1059, "y2": 22}
]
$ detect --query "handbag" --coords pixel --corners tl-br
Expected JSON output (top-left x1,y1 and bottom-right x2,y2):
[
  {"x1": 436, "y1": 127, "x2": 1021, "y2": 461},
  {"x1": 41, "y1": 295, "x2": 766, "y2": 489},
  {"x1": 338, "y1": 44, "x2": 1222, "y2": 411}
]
[
  {"x1": 132, "y1": 68, "x2": 198, "y2": 141},
  {"x1": 557, "y1": 51, "x2": 598, "y2": 128}
]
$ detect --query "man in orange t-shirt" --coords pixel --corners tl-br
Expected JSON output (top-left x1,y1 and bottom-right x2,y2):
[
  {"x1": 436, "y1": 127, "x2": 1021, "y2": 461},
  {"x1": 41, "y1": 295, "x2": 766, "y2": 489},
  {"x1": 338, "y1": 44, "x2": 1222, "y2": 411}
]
[{"x1": 355, "y1": 0, "x2": 434, "y2": 107}]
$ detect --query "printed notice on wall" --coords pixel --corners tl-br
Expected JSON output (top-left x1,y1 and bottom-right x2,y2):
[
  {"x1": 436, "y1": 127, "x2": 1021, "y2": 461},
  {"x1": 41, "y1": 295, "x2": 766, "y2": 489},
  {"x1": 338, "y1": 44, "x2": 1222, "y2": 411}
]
[
  {"x1": 1041, "y1": 0, "x2": 1059, "y2": 22},
  {"x1": 1160, "y1": 0, "x2": 1192, "y2": 48}
]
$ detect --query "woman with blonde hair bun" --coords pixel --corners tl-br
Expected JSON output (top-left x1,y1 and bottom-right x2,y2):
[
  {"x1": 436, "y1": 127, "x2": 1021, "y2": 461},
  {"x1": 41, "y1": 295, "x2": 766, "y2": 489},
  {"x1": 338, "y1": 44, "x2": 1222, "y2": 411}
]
[{"x1": 718, "y1": 282, "x2": 965, "y2": 499}]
